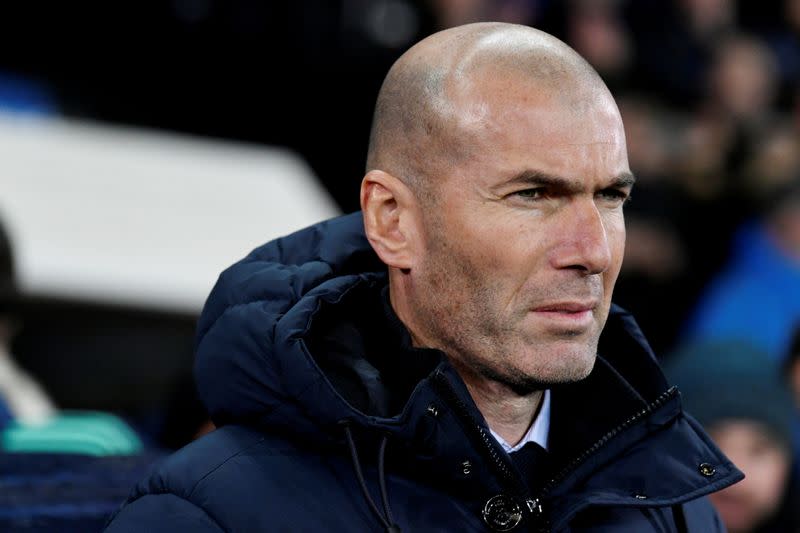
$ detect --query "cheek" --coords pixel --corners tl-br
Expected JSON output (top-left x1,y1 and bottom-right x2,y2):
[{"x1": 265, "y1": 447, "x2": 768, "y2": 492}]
[
  {"x1": 458, "y1": 212, "x2": 543, "y2": 272},
  {"x1": 604, "y1": 215, "x2": 626, "y2": 291},
  {"x1": 610, "y1": 213, "x2": 627, "y2": 262}
]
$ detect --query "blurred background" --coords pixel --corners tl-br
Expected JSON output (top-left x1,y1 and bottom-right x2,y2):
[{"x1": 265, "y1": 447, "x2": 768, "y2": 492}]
[{"x1": 0, "y1": 1, "x2": 799, "y2": 531}]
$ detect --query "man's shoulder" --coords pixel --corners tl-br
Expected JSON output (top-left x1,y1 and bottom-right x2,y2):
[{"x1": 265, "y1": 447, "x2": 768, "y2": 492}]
[
  {"x1": 137, "y1": 425, "x2": 310, "y2": 496},
  {"x1": 152, "y1": 425, "x2": 267, "y2": 484},
  {"x1": 106, "y1": 425, "x2": 328, "y2": 531},
  {"x1": 130, "y1": 426, "x2": 316, "y2": 505}
]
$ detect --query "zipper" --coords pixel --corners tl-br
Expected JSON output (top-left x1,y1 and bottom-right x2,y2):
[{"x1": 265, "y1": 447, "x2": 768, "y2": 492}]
[
  {"x1": 431, "y1": 370, "x2": 527, "y2": 496},
  {"x1": 433, "y1": 369, "x2": 679, "y2": 531},
  {"x1": 432, "y1": 371, "x2": 547, "y2": 531}
]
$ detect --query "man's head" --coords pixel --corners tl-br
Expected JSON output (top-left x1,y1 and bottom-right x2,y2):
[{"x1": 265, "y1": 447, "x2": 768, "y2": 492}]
[{"x1": 362, "y1": 23, "x2": 631, "y2": 396}]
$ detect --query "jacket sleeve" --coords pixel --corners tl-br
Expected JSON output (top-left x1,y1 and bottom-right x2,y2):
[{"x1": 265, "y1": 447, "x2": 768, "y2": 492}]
[{"x1": 104, "y1": 494, "x2": 225, "y2": 533}]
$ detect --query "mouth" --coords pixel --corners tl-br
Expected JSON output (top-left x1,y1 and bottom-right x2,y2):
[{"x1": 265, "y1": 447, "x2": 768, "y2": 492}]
[{"x1": 531, "y1": 301, "x2": 597, "y2": 329}]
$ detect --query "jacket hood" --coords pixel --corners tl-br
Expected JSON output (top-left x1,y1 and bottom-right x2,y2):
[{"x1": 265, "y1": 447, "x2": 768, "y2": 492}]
[{"x1": 195, "y1": 213, "x2": 386, "y2": 432}]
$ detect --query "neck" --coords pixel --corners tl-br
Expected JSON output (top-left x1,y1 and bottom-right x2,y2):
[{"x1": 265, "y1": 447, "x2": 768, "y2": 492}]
[
  {"x1": 388, "y1": 276, "x2": 544, "y2": 446},
  {"x1": 453, "y1": 359, "x2": 544, "y2": 446}
]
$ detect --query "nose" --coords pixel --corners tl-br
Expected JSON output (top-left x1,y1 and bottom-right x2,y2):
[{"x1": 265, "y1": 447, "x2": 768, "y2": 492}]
[{"x1": 550, "y1": 198, "x2": 612, "y2": 275}]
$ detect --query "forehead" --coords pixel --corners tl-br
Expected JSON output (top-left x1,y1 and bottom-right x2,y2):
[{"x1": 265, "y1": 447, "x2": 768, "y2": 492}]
[{"x1": 442, "y1": 74, "x2": 629, "y2": 186}]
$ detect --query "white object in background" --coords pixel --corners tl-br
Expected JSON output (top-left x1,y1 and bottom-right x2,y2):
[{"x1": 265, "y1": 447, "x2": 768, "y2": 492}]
[
  {"x1": 0, "y1": 345, "x2": 56, "y2": 425},
  {"x1": 0, "y1": 112, "x2": 340, "y2": 313}
]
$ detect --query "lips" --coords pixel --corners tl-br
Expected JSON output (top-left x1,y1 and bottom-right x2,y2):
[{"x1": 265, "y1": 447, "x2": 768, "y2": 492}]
[
  {"x1": 533, "y1": 301, "x2": 597, "y2": 313},
  {"x1": 530, "y1": 301, "x2": 598, "y2": 331}
]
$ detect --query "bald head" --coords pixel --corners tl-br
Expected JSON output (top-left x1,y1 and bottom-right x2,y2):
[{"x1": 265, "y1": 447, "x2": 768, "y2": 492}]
[{"x1": 366, "y1": 23, "x2": 610, "y2": 199}]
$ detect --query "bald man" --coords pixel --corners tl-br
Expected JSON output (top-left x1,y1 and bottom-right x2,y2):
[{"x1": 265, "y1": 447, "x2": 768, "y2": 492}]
[{"x1": 106, "y1": 23, "x2": 741, "y2": 533}]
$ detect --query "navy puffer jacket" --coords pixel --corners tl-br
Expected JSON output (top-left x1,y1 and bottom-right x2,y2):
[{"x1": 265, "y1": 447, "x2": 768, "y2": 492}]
[{"x1": 106, "y1": 212, "x2": 742, "y2": 532}]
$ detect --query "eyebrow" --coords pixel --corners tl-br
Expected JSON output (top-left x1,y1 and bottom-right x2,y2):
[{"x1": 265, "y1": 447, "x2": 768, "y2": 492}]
[{"x1": 501, "y1": 169, "x2": 637, "y2": 192}]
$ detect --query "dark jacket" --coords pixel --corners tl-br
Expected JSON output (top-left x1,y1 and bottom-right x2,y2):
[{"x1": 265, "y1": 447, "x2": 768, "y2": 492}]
[{"x1": 106, "y1": 212, "x2": 742, "y2": 532}]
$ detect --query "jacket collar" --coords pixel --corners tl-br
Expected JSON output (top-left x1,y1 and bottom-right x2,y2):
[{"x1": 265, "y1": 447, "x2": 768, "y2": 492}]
[{"x1": 293, "y1": 273, "x2": 742, "y2": 520}]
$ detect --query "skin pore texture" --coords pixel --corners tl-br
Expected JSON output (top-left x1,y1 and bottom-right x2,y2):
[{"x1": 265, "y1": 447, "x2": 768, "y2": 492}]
[{"x1": 361, "y1": 23, "x2": 632, "y2": 446}]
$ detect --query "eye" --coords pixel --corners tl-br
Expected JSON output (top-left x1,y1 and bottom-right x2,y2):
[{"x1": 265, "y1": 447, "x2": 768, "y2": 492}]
[
  {"x1": 597, "y1": 188, "x2": 631, "y2": 205},
  {"x1": 513, "y1": 188, "x2": 545, "y2": 200}
]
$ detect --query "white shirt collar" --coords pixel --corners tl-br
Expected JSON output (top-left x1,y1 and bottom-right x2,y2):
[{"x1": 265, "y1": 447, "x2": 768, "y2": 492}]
[{"x1": 489, "y1": 389, "x2": 551, "y2": 453}]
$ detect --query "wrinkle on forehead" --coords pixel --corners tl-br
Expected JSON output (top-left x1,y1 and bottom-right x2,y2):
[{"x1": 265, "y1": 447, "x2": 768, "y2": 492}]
[{"x1": 450, "y1": 84, "x2": 624, "y2": 162}]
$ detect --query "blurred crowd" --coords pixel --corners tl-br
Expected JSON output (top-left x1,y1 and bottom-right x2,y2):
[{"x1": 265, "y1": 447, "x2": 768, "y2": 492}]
[{"x1": 1, "y1": 0, "x2": 800, "y2": 532}]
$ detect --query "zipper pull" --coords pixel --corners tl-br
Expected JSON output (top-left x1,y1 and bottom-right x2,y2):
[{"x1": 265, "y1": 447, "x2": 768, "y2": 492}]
[
  {"x1": 525, "y1": 498, "x2": 549, "y2": 532},
  {"x1": 525, "y1": 498, "x2": 543, "y2": 516}
]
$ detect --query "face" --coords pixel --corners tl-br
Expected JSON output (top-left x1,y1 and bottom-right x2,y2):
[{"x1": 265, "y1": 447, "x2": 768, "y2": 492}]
[
  {"x1": 408, "y1": 72, "x2": 631, "y2": 393},
  {"x1": 708, "y1": 421, "x2": 791, "y2": 533}
]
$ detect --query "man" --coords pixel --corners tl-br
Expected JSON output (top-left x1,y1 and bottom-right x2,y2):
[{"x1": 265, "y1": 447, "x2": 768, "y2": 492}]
[{"x1": 106, "y1": 23, "x2": 741, "y2": 532}]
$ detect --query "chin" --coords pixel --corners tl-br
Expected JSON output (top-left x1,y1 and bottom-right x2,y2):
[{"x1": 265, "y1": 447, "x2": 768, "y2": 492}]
[
  {"x1": 498, "y1": 353, "x2": 596, "y2": 396},
  {"x1": 546, "y1": 354, "x2": 596, "y2": 384},
  {"x1": 524, "y1": 342, "x2": 598, "y2": 385},
  {"x1": 544, "y1": 335, "x2": 597, "y2": 370}
]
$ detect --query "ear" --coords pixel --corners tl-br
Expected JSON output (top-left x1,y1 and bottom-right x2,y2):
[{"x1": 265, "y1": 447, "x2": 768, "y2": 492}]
[{"x1": 361, "y1": 170, "x2": 420, "y2": 270}]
